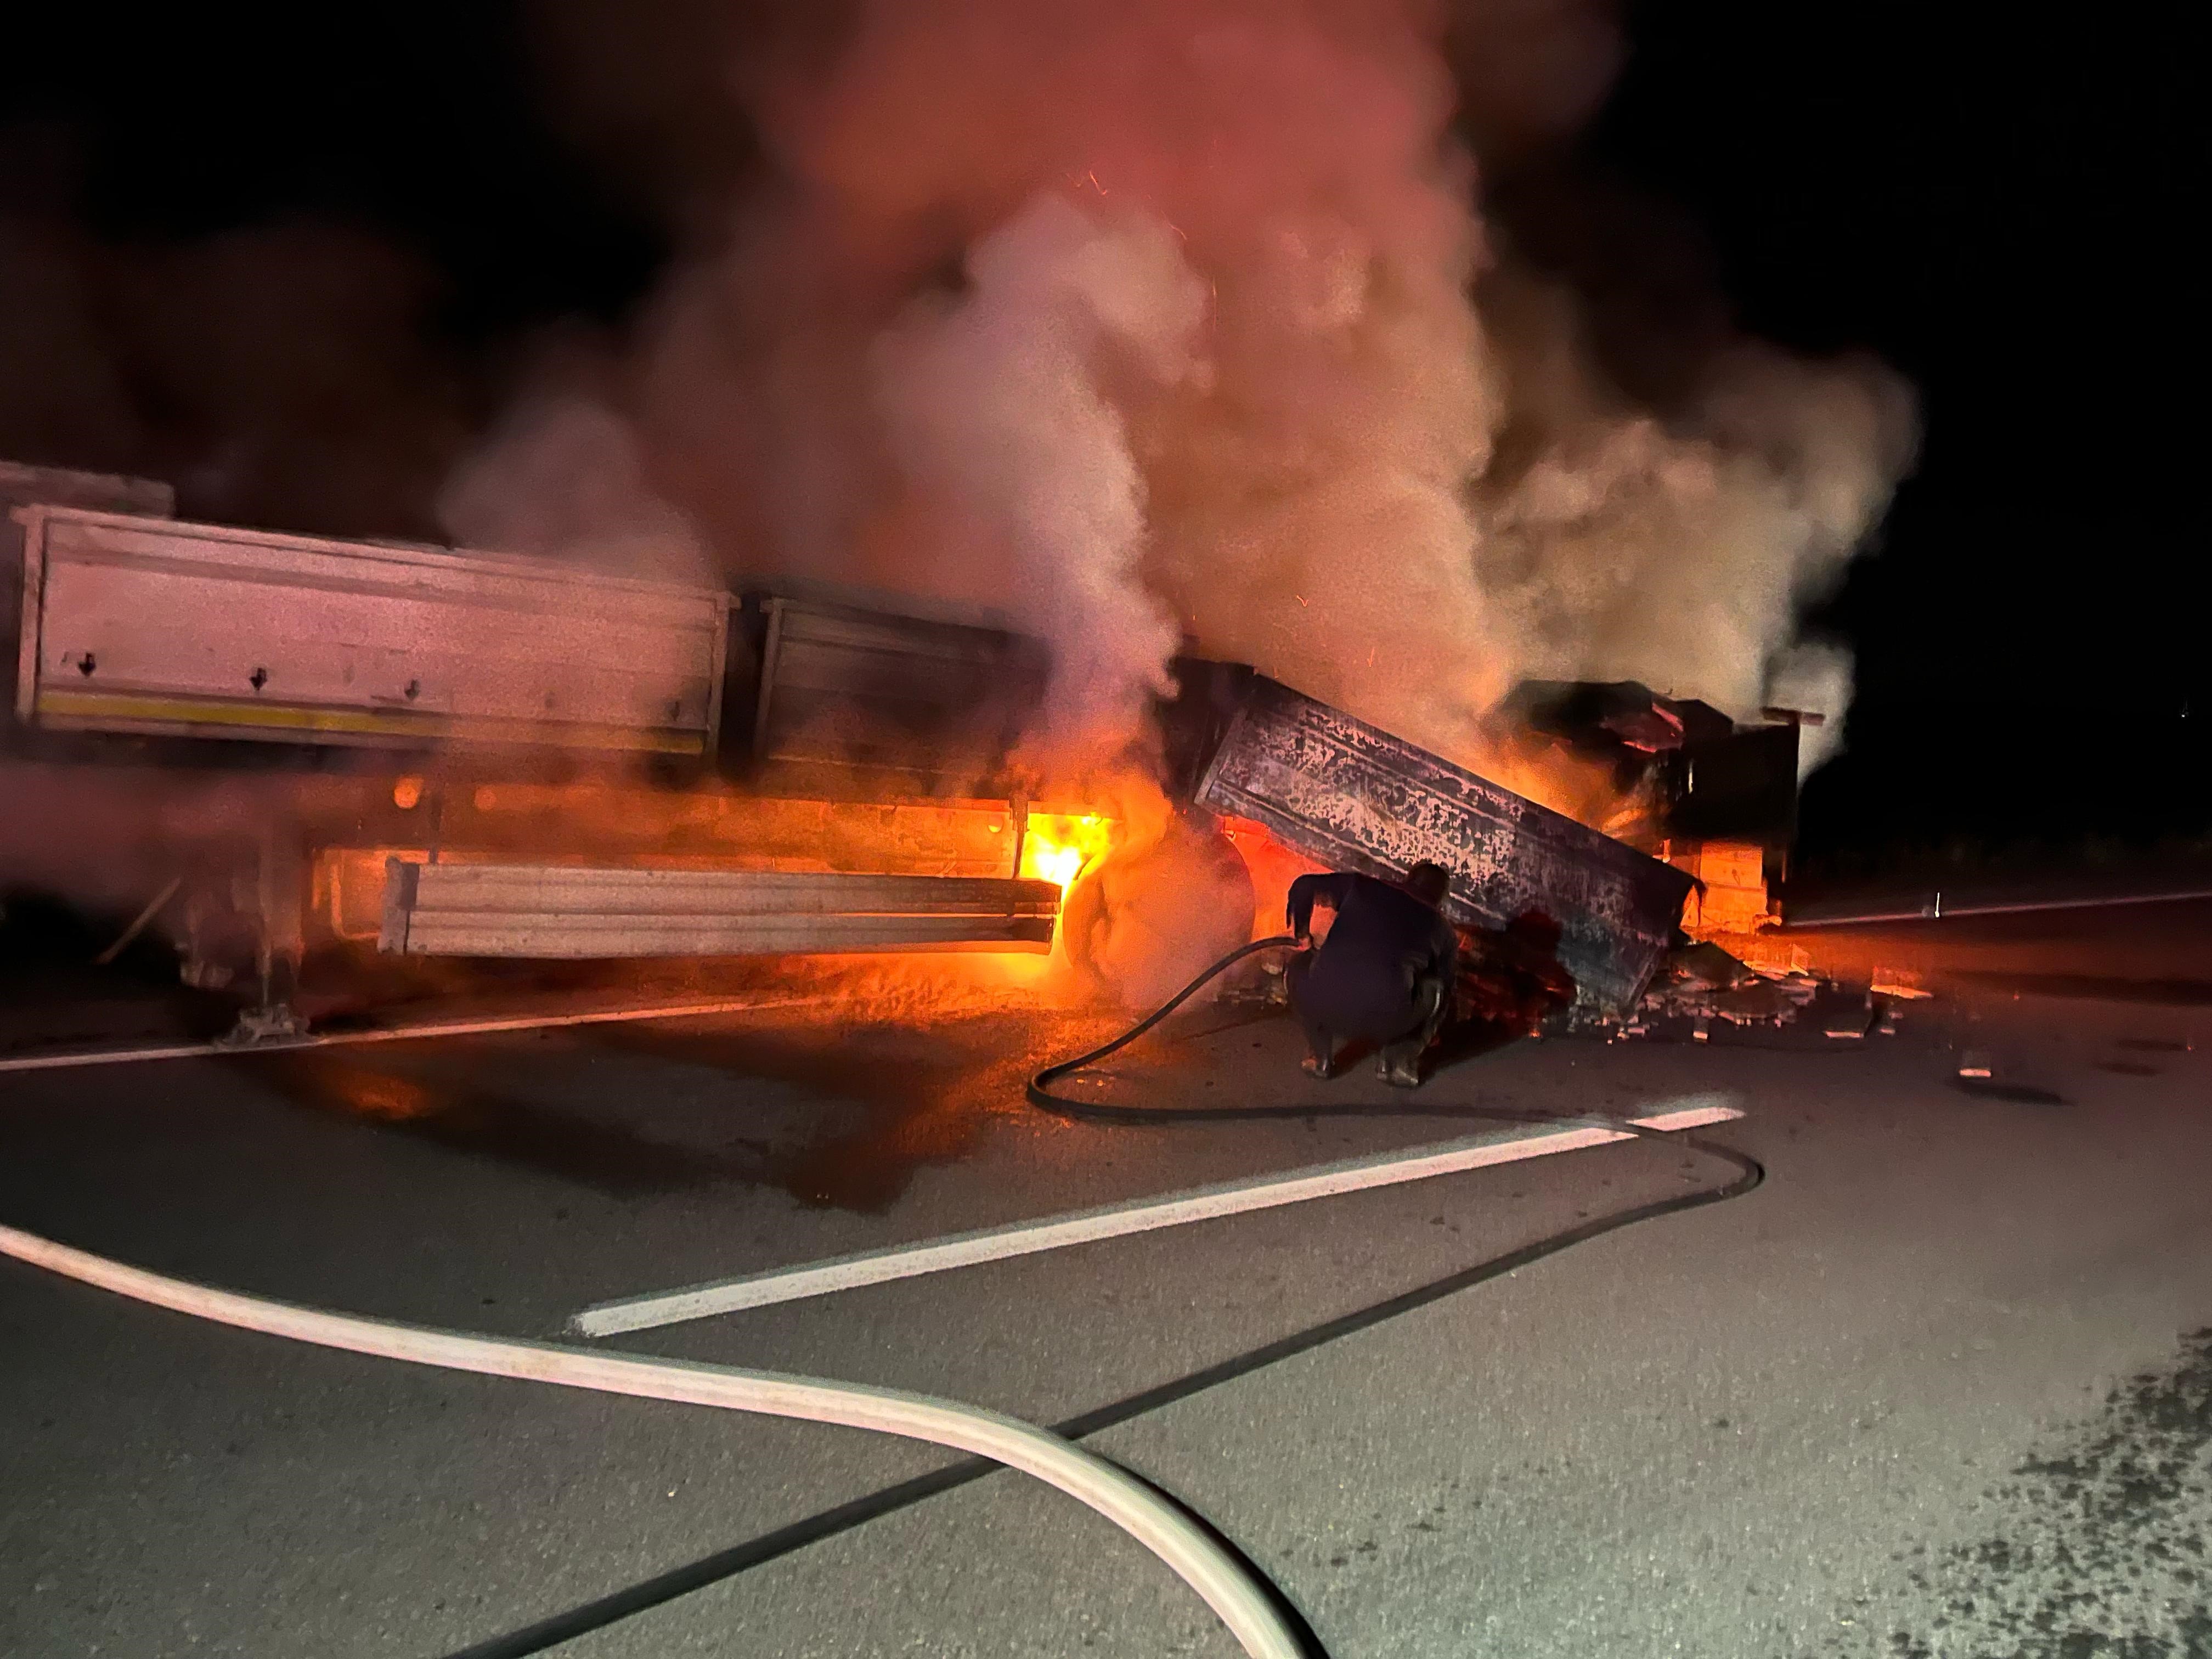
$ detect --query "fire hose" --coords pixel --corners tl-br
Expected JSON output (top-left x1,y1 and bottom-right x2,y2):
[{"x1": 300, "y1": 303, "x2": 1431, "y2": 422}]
[
  {"x1": 0, "y1": 1217, "x2": 1308, "y2": 1659},
  {"x1": 1, "y1": 932, "x2": 1761, "y2": 1659},
  {"x1": 1029, "y1": 934, "x2": 1309, "y2": 1116},
  {"x1": 0, "y1": 949, "x2": 1327, "y2": 1658}
]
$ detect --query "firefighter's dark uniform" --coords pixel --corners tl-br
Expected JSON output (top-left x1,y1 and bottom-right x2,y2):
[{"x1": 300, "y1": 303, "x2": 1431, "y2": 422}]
[{"x1": 1284, "y1": 871, "x2": 1458, "y2": 1083}]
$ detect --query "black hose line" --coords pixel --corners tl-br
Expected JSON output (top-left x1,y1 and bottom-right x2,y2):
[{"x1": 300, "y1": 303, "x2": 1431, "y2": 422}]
[
  {"x1": 1028, "y1": 934, "x2": 1302, "y2": 1119},
  {"x1": 1014, "y1": 932, "x2": 1764, "y2": 1659},
  {"x1": 1030, "y1": 933, "x2": 1765, "y2": 1192}
]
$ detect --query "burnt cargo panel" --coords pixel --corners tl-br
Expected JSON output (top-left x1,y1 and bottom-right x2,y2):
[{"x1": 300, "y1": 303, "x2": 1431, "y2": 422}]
[
  {"x1": 1194, "y1": 678, "x2": 1695, "y2": 1012},
  {"x1": 735, "y1": 591, "x2": 1047, "y2": 799},
  {"x1": 1503, "y1": 678, "x2": 1801, "y2": 851}
]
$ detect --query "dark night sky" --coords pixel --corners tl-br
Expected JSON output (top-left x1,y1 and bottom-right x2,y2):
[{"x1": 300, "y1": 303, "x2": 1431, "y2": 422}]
[
  {"x1": 1584, "y1": 1, "x2": 2204, "y2": 864},
  {"x1": 0, "y1": 3, "x2": 2201, "y2": 866},
  {"x1": 0, "y1": 8, "x2": 660, "y2": 332},
  {"x1": 1596, "y1": 2, "x2": 2200, "y2": 684}
]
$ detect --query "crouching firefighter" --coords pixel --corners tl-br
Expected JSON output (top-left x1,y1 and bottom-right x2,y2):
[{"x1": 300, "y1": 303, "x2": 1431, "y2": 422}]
[{"x1": 1284, "y1": 861, "x2": 1458, "y2": 1088}]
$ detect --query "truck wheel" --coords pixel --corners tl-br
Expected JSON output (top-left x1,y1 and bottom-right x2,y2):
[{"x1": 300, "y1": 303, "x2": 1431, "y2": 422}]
[{"x1": 1057, "y1": 818, "x2": 1255, "y2": 1009}]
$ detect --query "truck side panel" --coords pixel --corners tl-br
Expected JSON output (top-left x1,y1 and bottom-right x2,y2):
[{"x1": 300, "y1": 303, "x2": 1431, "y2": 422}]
[
  {"x1": 15, "y1": 508, "x2": 729, "y2": 756},
  {"x1": 737, "y1": 591, "x2": 1046, "y2": 797}
]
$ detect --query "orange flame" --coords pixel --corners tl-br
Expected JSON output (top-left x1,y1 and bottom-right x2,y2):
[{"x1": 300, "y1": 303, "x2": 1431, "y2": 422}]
[{"x1": 1019, "y1": 811, "x2": 1118, "y2": 890}]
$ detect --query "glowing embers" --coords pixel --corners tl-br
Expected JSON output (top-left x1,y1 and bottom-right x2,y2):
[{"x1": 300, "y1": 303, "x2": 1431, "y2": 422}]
[
  {"x1": 299, "y1": 1058, "x2": 441, "y2": 1121},
  {"x1": 1019, "y1": 812, "x2": 1119, "y2": 891},
  {"x1": 1666, "y1": 839, "x2": 1781, "y2": 940}
]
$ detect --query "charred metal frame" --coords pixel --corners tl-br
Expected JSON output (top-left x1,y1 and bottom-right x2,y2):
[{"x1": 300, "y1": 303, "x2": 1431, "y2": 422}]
[{"x1": 1193, "y1": 677, "x2": 1694, "y2": 1012}]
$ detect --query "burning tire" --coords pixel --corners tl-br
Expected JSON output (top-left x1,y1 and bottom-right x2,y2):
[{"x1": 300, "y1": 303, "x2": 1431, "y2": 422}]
[{"x1": 1057, "y1": 817, "x2": 1255, "y2": 1008}]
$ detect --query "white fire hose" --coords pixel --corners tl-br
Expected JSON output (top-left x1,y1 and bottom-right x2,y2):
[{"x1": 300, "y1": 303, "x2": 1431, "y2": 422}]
[{"x1": 0, "y1": 1219, "x2": 1307, "y2": 1659}]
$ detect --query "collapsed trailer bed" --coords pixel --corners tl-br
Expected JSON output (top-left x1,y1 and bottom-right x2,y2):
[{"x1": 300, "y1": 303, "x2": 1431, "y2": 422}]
[{"x1": 1194, "y1": 676, "x2": 1694, "y2": 1013}]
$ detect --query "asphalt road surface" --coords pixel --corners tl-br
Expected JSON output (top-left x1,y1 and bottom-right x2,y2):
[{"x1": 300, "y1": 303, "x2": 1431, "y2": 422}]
[{"x1": 4, "y1": 906, "x2": 2211, "y2": 1658}]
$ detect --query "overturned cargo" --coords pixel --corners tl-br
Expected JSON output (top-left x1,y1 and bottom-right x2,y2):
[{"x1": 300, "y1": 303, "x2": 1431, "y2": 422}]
[{"x1": 1192, "y1": 677, "x2": 1693, "y2": 1013}]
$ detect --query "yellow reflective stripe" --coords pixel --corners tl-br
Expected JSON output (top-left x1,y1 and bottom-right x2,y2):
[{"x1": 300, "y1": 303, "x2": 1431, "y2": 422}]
[{"x1": 32, "y1": 689, "x2": 705, "y2": 755}]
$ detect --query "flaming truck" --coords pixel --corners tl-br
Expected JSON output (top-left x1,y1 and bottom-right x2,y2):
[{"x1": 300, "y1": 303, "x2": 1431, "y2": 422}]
[
  {"x1": 1, "y1": 460, "x2": 1071, "y2": 1033},
  {"x1": 3, "y1": 458, "x2": 1790, "y2": 1040}
]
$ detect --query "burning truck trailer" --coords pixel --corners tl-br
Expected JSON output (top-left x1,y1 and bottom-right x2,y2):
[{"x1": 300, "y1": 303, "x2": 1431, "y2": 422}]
[
  {"x1": 1, "y1": 460, "x2": 1074, "y2": 1039},
  {"x1": 3, "y1": 456, "x2": 1796, "y2": 1045},
  {"x1": 1492, "y1": 678, "x2": 1840, "y2": 1031},
  {"x1": 1173, "y1": 674, "x2": 1691, "y2": 1019}
]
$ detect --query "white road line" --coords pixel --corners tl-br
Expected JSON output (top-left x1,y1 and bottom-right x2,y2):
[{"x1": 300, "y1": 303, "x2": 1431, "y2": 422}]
[
  {"x1": 1786, "y1": 887, "x2": 2212, "y2": 928},
  {"x1": 571, "y1": 1094, "x2": 1746, "y2": 1337},
  {"x1": 0, "y1": 995, "x2": 816, "y2": 1075}
]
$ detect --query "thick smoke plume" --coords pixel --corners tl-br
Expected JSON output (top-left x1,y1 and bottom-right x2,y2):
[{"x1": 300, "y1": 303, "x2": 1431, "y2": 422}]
[
  {"x1": 872, "y1": 196, "x2": 1205, "y2": 763},
  {"x1": 437, "y1": 386, "x2": 712, "y2": 582},
  {"x1": 499, "y1": 0, "x2": 1915, "y2": 796},
  {"x1": 0, "y1": 3, "x2": 1917, "y2": 803}
]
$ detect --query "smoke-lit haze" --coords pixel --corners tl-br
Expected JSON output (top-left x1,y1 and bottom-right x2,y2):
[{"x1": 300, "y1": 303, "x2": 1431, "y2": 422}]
[
  {"x1": 438, "y1": 387, "x2": 712, "y2": 582},
  {"x1": 495, "y1": 0, "x2": 1916, "y2": 787},
  {"x1": 872, "y1": 196, "x2": 1204, "y2": 763},
  {"x1": 0, "y1": 1, "x2": 1917, "y2": 794}
]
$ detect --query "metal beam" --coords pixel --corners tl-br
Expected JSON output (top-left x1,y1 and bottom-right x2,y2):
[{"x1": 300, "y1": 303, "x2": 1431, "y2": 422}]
[
  {"x1": 380, "y1": 862, "x2": 1060, "y2": 958},
  {"x1": 15, "y1": 506, "x2": 729, "y2": 755}
]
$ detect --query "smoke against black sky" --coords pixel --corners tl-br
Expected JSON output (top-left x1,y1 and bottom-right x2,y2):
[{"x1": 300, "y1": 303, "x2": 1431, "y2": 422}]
[
  {"x1": 0, "y1": 7, "x2": 662, "y2": 541},
  {"x1": 488, "y1": 0, "x2": 1916, "y2": 788},
  {"x1": 5, "y1": 2, "x2": 1923, "y2": 797}
]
